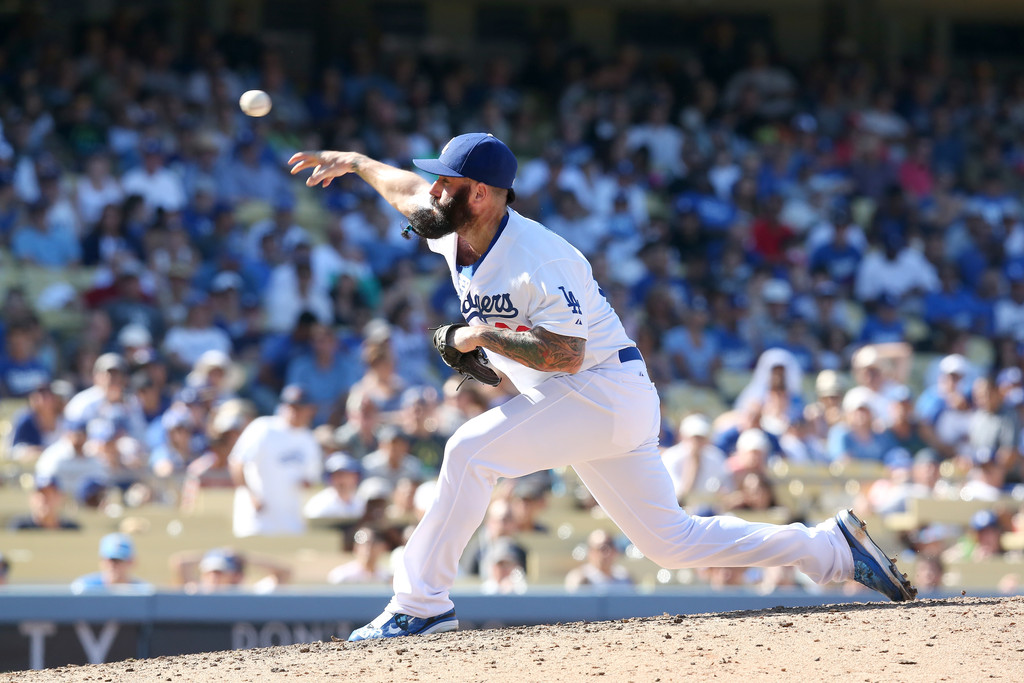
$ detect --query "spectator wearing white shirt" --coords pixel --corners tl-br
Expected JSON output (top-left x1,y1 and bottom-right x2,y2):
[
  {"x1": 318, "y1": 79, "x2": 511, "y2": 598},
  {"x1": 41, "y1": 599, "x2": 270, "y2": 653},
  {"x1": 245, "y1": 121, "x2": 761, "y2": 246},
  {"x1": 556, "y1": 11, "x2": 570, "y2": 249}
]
[
  {"x1": 35, "y1": 418, "x2": 109, "y2": 497},
  {"x1": 263, "y1": 251, "x2": 333, "y2": 333},
  {"x1": 661, "y1": 414, "x2": 732, "y2": 504},
  {"x1": 121, "y1": 139, "x2": 186, "y2": 216},
  {"x1": 229, "y1": 385, "x2": 322, "y2": 537},
  {"x1": 304, "y1": 452, "x2": 366, "y2": 520},
  {"x1": 854, "y1": 236, "x2": 940, "y2": 302},
  {"x1": 626, "y1": 98, "x2": 685, "y2": 179},
  {"x1": 76, "y1": 153, "x2": 123, "y2": 225},
  {"x1": 162, "y1": 294, "x2": 233, "y2": 375}
]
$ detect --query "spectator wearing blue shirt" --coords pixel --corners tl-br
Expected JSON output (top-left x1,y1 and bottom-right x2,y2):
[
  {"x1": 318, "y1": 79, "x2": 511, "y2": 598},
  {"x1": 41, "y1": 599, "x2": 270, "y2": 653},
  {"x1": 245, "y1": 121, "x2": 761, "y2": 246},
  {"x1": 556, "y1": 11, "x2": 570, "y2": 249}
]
[
  {"x1": 827, "y1": 387, "x2": 892, "y2": 462},
  {"x1": 150, "y1": 407, "x2": 197, "y2": 478},
  {"x1": 857, "y1": 295, "x2": 906, "y2": 345},
  {"x1": 286, "y1": 322, "x2": 362, "y2": 426},
  {"x1": 71, "y1": 533, "x2": 152, "y2": 592},
  {"x1": 808, "y1": 208, "x2": 862, "y2": 289},
  {"x1": 923, "y1": 263, "x2": 986, "y2": 339},
  {"x1": 9, "y1": 379, "x2": 63, "y2": 462},
  {"x1": 710, "y1": 293, "x2": 756, "y2": 371},
  {"x1": 0, "y1": 320, "x2": 51, "y2": 398},
  {"x1": 663, "y1": 296, "x2": 720, "y2": 387},
  {"x1": 914, "y1": 353, "x2": 972, "y2": 459},
  {"x1": 11, "y1": 201, "x2": 81, "y2": 268}
]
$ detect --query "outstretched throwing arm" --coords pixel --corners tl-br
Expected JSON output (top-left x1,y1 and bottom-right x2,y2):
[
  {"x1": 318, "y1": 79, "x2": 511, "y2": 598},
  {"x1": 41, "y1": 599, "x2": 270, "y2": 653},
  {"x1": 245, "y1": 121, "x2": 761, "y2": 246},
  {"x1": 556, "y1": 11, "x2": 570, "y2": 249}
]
[{"x1": 288, "y1": 150, "x2": 430, "y2": 217}]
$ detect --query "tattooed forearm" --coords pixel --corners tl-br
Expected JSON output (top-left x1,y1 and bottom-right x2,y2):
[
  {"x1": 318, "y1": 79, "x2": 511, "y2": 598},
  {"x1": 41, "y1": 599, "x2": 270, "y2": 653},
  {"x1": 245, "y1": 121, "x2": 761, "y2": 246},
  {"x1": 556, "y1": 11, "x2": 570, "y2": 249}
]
[{"x1": 476, "y1": 327, "x2": 586, "y2": 373}]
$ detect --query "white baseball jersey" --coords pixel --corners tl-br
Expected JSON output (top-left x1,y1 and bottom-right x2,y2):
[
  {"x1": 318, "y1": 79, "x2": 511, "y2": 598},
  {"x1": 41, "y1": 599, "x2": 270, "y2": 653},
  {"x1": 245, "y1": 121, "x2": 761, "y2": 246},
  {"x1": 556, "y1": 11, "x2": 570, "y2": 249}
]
[
  {"x1": 428, "y1": 208, "x2": 634, "y2": 391},
  {"x1": 229, "y1": 415, "x2": 322, "y2": 537}
]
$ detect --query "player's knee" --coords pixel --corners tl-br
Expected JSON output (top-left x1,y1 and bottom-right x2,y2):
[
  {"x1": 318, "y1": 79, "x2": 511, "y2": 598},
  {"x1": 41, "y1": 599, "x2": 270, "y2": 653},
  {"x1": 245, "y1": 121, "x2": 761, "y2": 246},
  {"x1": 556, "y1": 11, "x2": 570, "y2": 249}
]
[{"x1": 441, "y1": 434, "x2": 477, "y2": 473}]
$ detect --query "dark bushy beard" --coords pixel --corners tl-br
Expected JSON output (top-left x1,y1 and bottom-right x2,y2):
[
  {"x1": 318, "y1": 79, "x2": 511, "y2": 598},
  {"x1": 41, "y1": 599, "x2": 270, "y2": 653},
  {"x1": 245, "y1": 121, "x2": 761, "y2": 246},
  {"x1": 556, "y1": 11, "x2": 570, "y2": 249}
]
[{"x1": 406, "y1": 186, "x2": 471, "y2": 239}]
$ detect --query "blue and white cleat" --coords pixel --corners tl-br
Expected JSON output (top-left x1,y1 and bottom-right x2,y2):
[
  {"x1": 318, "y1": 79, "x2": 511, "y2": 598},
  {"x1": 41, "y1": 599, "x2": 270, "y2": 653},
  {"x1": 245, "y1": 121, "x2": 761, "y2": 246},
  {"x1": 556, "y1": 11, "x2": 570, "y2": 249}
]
[
  {"x1": 836, "y1": 509, "x2": 917, "y2": 602},
  {"x1": 348, "y1": 609, "x2": 459, "y2": 641}
]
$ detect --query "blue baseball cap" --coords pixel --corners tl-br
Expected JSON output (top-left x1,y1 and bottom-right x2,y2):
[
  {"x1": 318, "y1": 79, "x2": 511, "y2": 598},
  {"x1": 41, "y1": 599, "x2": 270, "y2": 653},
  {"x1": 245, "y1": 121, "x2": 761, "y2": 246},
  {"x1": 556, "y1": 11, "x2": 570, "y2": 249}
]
[
  {"x1": 199, "y1": 548, "x2": 244, "y2": 574},
  {"x1": 99, "y1": 533, "x2": 135, "y2": 561},
  {"x1": 970, "y1": 509, "x2": 999, "y2": 531},
  {"x1": 413, "y1": 133, "x2": 517, "y2": 190},
  {"x1": 325, "y1": 452, "x2": 362, "y2": 475}
]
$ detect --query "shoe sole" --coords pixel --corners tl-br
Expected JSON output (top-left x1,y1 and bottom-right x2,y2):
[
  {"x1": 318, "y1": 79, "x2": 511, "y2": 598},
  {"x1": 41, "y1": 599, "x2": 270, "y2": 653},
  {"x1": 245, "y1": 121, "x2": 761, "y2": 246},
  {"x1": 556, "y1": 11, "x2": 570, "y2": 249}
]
[
  {"x1": 838, "y1": 509, "x2": 918, "y2": 602},
  {"x1": 417, "y1": 619, "x2": 459, "y2": 635}
]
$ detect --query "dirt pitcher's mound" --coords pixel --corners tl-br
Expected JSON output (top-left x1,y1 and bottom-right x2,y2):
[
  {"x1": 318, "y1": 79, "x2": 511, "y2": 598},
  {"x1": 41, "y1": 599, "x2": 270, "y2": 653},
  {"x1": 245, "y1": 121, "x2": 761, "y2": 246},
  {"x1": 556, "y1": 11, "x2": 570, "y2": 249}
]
[{"x1": 5, "y1": 596, "x2": 1023, "y2": 682}]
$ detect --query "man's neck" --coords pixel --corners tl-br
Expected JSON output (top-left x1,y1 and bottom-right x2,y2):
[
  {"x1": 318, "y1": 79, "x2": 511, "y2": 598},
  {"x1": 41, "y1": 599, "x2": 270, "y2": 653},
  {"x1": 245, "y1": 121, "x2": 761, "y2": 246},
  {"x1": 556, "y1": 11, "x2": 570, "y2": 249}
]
[{"x1": 456, "y1": 205, "x2": 506, "y2": 259}]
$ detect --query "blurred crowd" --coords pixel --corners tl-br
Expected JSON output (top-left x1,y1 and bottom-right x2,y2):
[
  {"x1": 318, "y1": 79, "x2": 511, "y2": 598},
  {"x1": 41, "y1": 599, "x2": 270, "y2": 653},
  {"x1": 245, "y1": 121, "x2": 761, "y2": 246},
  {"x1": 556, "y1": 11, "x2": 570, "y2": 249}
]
[{"x1": 1, "y1": 10, "x2": 1024, "y2": 594}]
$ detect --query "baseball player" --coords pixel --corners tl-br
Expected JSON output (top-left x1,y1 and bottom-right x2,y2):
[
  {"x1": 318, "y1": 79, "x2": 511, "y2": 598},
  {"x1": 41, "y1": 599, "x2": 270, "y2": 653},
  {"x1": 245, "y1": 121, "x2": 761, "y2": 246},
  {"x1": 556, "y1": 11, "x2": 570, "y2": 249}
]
[{"x1": 288, "y1": 133, "x2": 916, "y2": 641}]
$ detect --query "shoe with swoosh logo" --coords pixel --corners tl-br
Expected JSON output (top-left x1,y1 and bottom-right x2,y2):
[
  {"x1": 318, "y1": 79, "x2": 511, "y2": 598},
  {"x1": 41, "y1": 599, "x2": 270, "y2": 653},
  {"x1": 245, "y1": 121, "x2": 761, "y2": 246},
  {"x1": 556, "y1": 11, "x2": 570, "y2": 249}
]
[{"x1": 348, "y1": 609, "x2": 459, "y2": 641}]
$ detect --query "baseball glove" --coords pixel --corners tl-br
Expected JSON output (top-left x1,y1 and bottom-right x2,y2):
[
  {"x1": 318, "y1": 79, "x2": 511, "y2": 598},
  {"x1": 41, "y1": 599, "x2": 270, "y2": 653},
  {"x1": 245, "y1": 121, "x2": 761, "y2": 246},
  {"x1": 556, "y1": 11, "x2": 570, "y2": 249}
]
[{"x1": 432, "y1": 323, "x2": 501, "y2": 388}]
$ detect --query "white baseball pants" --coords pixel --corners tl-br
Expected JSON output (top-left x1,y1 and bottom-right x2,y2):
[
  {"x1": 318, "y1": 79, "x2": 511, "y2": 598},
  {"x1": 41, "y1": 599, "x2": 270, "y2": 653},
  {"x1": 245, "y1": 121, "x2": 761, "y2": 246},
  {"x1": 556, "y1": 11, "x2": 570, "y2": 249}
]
[{"x1": 387, "y1": 358, "x2": 854, "y2": 618}]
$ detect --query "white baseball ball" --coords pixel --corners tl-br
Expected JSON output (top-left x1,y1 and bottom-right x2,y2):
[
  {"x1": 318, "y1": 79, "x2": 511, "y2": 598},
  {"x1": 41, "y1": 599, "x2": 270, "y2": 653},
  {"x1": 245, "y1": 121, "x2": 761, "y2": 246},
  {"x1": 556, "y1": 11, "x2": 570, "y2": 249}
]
[{"x1": 239, "y1": 89, "x2": 272, "y2": 117}]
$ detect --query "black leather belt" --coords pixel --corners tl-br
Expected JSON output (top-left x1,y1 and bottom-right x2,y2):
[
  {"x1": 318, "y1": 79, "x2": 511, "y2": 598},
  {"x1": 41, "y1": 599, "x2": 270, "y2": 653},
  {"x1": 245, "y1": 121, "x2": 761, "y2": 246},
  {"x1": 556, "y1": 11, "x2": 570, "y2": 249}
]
[{"x1": 617, "y1": 346, "x2": 643, "y2": 363}]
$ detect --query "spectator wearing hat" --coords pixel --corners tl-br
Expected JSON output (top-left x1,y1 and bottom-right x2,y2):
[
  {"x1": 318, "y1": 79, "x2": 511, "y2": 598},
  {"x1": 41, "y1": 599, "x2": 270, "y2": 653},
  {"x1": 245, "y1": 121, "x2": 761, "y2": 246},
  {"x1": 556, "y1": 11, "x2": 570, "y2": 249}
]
[
  {"x1": 116, "y1": 323, "x2": 153, "y2": 357},
  {"x1": 397, "y1": 386, "x2": 447, "y2": 474},
  {"x1": 8, "y1": 475, "x2": 80, "y2": 531},
  {"x1": 71, "y1": 533, "x2": 151, "y2": 591},
  {"x1": 11, "y1": 199, "x2": 81, "y2": 268},
  {"x1": 9, "y1": 379, "x2": 63, "y2": 462},
  {"x1": 63, "y1": 352, "x2": 148, "y2": 442},
  {"x1": 0, "y1": 319, "x2": 51, "y2": 399},
  {"x1": 327, "y1": 527, "x2": 392, "y2": 584},
  {"x1": 915, "y1": 353, "x2": 974, "y2": 459},
  {"x1": 724, "y1": 427, "x2": 774, "y2": 485},
  {"x1": 181, "y1": 401, "x2": 253, "y2": 510},
  {"x1": 162, "y1": 293, "x2": 232, "y2": 376},
  {"x1": 304, "y1": 452, "x2": 365, "y2": 519},
  {"x1": 804, "y1": 369, "x2": 846, "y2": 442},
  {"x1": 361, "y1": 425, "x2": 424, "y2": 489},
  {"x1": 661, "y1": 414, "x2": 732, "y2": 505},
  {"x1": 229, "y1": 384, "x2": 322, "y2": 537},
  {"x1": 462, "y1": 498, "x2": 528, "y2": 578},
  {"x1": 479, "y1": 536, "x2": 529, "y2": 595},
  {"x1": 943, "y1": 510, "x2": 1006, "y2": 564},
  {"x1": 286, "y1": 322, "x2": 360, "y2": 426},
  {"x1": 564, "y1": 529, "x2": 633, "y2": 591},
  {"x1": 149, "y1": 406, "x2": 199, "y2": 477},
  {"x1": 35, "y1": 417, "x2": 108, "y2": 498},
  {"x1": 827, "y1": 387, "x2": 892, "y2": 463},
  {"x1": 188, "y1": 349, "x2": 245, "y2": 403},
  {"x1": 170, "y1": 547, "x2": 291, "y2": 593}
]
